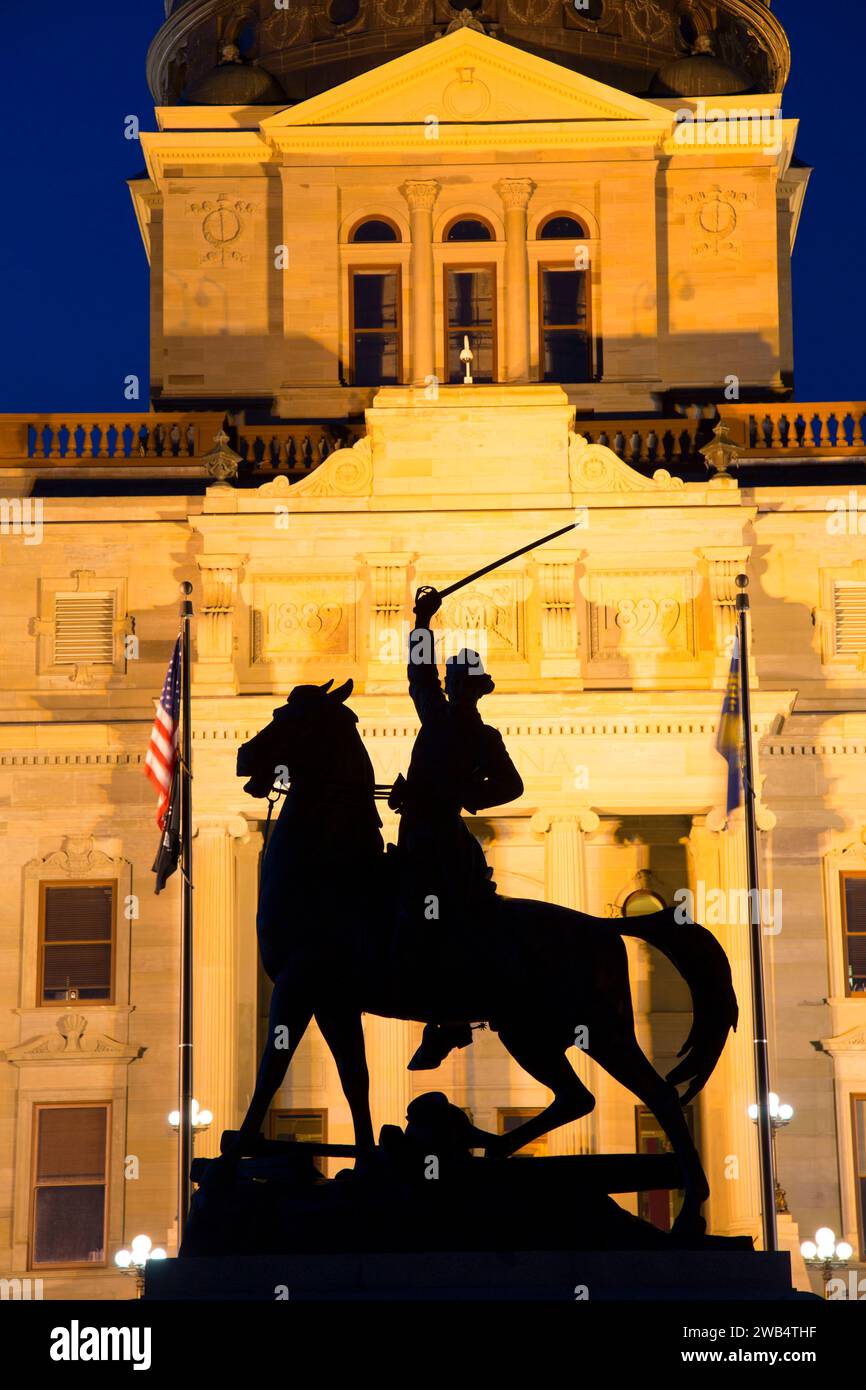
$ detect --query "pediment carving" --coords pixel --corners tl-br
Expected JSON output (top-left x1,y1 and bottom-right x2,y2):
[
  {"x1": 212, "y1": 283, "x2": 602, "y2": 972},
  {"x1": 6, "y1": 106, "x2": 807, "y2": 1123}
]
[
  {"x1": 568, "y1": 432, "x2": 685, "y2": 494},
  {"x1": 258, "y1": 435, "x2": 373, "y2": 499},
  {"x1": 262, "y1": 29, "x2": 671, "y2": 133},
  {"x1": 25, "y1": 836, "x2": 124, "y2": 879},
  {"x1": 2, "y1": 1012, "x2": 144, "y2": 1067}
]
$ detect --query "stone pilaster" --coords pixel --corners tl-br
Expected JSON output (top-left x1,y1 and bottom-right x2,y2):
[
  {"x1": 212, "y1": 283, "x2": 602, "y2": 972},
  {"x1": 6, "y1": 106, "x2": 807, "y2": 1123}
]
[
  {"x1": 233, "y1": 824, "x2": 264, "y2": 1121},
  {"x1": 535, "y1": 551, "x2": 582, "y2": 679},
  {"x1": 192, "y1": 816, "x2": 249, "y2": 1157},
  {"x1": 496, "y1": 178, "x2": 535, "y2": 383},
  {"x1": 360, "y1": 551, "x2": 416, "y2": 683},
  {"x1": 687, "y1": 812, "x2": 771, "y2": 1242},
  {"x1": 194, "y1": 554, "x2": 246, "y2": 694},
  {"x1": 364, "y1": 1016, "x2": 415, "y2": 1140},
  {"x1": 699, "y1": 547, "x2": 751, "y2": 686},
  {"x1": 400, "y1": 180, "x2": 440, "y2": 386},
  {"x1": 531, "y1": 808, "x2": 600, "y2": 1154}
]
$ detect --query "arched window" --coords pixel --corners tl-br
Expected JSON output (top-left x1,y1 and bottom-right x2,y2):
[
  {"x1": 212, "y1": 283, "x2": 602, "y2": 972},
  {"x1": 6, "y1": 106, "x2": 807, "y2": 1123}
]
[
  {"x1": 538, "y1": 214, "x2": 589, "y2": 240},
  {"x1": 350, "y1": 217, "x2": 401, "y2": 244},
  {"x1": 445, "y1": 217, "x2": 494, "y2": 242}
]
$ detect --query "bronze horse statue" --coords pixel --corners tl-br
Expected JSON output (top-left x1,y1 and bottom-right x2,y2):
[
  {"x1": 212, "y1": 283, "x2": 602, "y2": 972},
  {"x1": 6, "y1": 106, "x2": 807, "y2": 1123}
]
[{"x1": 226, "y1": 678, "x2": 737, "y2": 1236}]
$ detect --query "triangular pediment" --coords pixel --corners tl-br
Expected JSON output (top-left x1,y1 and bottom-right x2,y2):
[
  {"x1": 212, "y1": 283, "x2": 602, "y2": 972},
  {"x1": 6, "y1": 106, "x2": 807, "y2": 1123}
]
[
  {"x1": 820, "y1": 1022, "x2": 866, "y2": 1055},
  {"x1": 262, "y1": 29, "x2": 670, "y2": 133}
]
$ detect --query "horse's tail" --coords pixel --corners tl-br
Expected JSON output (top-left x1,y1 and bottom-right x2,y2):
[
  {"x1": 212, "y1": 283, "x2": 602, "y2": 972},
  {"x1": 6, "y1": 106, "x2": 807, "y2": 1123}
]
[{"x1": 617, "y1": 906, "x2": 738, "y2": 1104}]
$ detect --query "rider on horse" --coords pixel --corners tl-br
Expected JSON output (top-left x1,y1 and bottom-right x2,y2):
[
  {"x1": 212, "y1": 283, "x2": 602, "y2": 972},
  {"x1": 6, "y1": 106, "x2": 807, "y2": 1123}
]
[{"x1": 393, "y1": 585, "x2": 524, "y2": 1070}]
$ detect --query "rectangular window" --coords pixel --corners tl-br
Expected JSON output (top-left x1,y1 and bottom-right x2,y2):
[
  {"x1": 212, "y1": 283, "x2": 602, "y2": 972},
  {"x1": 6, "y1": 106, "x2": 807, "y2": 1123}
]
[
  {"x1": 496, "y1": 1108, "x2": 548, "y2": 1157},
  {"x1": 635, "y1": 1104, "x2": 695, "y2": 1230},
  {"x1": 270, "y1": 1109, "x2": 327, "y2": 1174},
  {"x1": 539, "y1": 266, "x2": 591, "y2": 383},
  {"x1": 350, "y1": 268, "x2": 401, "y2": 385},
  {"x1": 853, "y1": 1096, "x2": 866, "y2": 1261},
  {"x1": 39, "y1": 881, "x2": 115, "y2": 1004},
  {"x1": 445, "y1": 266, "x2": 496, "y2": 383},
  {"x1": 841, "y1": 872, "x2": 866, "y2": 995},
  {"x1": 31, "y1": 1105, "x2": 109, "y2": 1267}
]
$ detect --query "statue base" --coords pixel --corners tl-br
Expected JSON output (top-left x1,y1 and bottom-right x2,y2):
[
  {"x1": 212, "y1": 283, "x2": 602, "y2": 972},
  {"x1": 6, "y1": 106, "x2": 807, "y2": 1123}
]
[
  {"x1": 146, "y1": 1249, "x2": 801, "y2": 1302},
  {"x1": 153, "y1": 1141, "x2": 806, "y2": 1300}
]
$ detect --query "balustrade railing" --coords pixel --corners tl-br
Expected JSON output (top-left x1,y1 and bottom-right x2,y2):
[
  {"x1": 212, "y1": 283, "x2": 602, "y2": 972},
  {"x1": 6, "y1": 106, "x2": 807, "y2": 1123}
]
[
  {"x1": 575, "y1": 417, "x2": 713, "y2": 467},
  {"x1": 234, "y1": 423, "x2": 365, "y2": 476},
  {"x1": 0, "y1": 414, "x2": 226, "y2": 464},
  {"x1": 721, "y1": 403, "x2": 866, "y2": 453},
  {"x1": 1, "y1": 404, "x2": 863, "y2": 475}
]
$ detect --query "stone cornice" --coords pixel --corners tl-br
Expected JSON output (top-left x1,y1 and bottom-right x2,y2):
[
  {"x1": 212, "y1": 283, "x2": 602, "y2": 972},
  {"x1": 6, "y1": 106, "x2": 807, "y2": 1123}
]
[
  {"x1": 2, "y1": 1012, "x2": 144, "y2": 1068},
  {"x1": 818, "y1": 1023, "x2": 866, "y2": 1057}
]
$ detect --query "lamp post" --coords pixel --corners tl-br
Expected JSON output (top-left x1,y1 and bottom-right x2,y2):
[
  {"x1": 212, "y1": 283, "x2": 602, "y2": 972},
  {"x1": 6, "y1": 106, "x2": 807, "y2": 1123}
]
[
  {"x1": 800, "y1": 1229, "x2": 853, "y2": 1299},
  {"x1": 115, "y1": 1234, "x2": 167, "y2": 1299},
  {"x1": 168, "y1": 1097, "x2": 213, "y2": 1143},
  {"x1": 747, "y1": 1091, "x2": 793, "y2": 1213}
]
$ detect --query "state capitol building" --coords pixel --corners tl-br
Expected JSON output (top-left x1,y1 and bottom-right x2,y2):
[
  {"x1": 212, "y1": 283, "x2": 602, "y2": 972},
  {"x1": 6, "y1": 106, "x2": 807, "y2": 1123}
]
[{"x1": 0, "y1": 0, "x2": 864, "y2": 1299}]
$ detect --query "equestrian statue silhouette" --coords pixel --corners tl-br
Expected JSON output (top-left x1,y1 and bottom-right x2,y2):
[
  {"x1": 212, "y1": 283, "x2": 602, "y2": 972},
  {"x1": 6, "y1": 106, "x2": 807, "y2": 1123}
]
[{"x1": 222, "y1": 585, "x2": 737, "y2": 1237}]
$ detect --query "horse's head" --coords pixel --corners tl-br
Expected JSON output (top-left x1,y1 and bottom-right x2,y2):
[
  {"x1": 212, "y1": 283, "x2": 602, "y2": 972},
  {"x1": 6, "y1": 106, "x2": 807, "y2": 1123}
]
[{"x1": 237, "y1": 678, "x2": 356, "y2": 798}]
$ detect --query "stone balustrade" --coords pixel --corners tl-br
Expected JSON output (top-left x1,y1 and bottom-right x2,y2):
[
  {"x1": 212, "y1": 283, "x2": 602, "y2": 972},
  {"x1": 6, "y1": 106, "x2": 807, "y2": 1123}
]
[
  {"x1": 576, "y1": 416, "x2": 714, "y2": 467},
  {"x1": 0, "y1": 413, "x2": 226, "y2": 465},
  {"x1": 0, "y1": 405, "x2": 864, "y2": 478},
  {"x1": 233, "y1": 422, "x2": 366, "y2": 477},
  {"x1": 722, "y1": 402, "x2": 866, "y2": 454}
]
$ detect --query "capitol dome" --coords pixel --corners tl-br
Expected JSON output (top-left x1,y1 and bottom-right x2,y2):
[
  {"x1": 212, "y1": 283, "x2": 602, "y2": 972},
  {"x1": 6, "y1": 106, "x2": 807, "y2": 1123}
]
[{"x1": 149, "y1": 1, "x2": 790, "y2": 107}]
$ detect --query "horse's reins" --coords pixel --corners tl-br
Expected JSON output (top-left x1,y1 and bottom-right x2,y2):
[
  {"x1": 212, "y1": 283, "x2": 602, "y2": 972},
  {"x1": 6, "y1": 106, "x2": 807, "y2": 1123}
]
[{"x1": 260, "y1": 779, "x2": 395, "y2": 859}]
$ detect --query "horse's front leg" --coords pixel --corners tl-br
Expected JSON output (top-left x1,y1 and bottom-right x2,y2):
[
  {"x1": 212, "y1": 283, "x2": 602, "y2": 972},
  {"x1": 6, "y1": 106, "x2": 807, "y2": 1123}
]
[
  {"x1": 232, "y1": 966, "x2": 313, "y2": 1155},
  {"x1": 315, "y1": 1008, "x2": 375, "y2": 1155}
]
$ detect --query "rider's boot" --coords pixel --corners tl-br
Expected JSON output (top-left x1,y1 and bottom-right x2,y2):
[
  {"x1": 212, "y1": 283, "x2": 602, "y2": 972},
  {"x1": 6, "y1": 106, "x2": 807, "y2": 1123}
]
[{"x1": 408, "y1": 1022, "x2": 474, "y2": 1071}]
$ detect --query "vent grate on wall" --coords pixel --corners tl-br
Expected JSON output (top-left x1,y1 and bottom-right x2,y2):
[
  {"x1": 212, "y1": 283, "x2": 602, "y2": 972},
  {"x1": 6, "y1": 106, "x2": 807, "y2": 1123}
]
[
  {"x1": 834, "y1": 583, "x2": 866, "y2": 657},
  {"x1": 54, "y1": 593, "x2": 115, "y2": 665}
]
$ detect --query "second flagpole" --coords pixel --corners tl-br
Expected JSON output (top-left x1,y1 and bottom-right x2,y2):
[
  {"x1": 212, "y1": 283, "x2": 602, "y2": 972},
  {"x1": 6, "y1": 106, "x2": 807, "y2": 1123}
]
[
  {"x1": 178, "y1": 581, "x2": 194, "y2": 1242},
  {"x1": 735, "y1": 573, "x2": 777, "y2": 1254}
]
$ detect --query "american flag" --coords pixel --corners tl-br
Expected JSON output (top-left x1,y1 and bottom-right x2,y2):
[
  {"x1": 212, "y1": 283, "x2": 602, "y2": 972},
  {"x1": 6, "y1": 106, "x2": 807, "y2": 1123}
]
[
  {"x1": 715, "y1": 630, "x2": 743, "y2": 816},
  {"x1": 145, "y1": 637, "x2": 181, "y2": 829}
]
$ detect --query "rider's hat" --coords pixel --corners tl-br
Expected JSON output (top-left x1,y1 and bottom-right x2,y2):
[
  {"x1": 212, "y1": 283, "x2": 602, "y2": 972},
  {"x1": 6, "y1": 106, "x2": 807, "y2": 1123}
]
[{"x1": 445, "y1": 649, "x2": 495, "y2": 698}]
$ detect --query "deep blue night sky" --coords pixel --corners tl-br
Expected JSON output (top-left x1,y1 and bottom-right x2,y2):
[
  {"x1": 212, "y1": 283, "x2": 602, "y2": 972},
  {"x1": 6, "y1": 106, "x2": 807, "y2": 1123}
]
[{"x1": 1, "y1": 0, "x2": 861, "y2": 410}]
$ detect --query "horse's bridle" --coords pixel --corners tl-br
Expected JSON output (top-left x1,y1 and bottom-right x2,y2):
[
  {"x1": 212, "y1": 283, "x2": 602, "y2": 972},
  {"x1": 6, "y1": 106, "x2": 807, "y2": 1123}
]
[{"x1": 261, "y1": 779, "x2": 395, "y2": 858}]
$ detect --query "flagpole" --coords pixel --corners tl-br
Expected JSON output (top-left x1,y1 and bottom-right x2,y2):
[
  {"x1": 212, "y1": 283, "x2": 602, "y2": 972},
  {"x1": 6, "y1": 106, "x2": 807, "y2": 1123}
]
[
  {"x1": 178, "y1": 581, "x2": 194, "y2": 1242},
  {"x1": 735, "y1": 573, "x2": 777, "y2": 1254}
]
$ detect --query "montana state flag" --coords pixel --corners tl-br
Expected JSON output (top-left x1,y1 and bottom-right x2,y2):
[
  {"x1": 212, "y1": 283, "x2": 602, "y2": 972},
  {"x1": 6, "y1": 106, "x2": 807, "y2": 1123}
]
[{"x1": 716, "y1": 630, "x2": 743, "y2": 815}]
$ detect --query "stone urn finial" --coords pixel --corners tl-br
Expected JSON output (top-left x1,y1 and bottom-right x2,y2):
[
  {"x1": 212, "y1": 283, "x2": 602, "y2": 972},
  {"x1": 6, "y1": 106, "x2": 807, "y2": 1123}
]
[
  {"x1": 700, "y1": 420, "x2": 740, "y2": 480},
  {"x1": 203, "y1": 429, "x2": 241, "y2": 487}
]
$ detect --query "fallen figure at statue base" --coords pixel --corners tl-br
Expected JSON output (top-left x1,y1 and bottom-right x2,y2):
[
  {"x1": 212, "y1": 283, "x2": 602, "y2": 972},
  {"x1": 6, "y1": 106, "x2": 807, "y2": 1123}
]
[{"x1": 182, "y1": 1093, "x2": 753, "y2": 1260}]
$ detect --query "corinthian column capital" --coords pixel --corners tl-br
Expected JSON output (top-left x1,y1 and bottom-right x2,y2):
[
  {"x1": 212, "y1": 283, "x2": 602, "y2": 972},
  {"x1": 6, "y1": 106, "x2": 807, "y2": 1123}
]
[
  {"x1": 400, "y1": 179, "x2": 441, "y2": 213},
  {"x1": 495, "y1": 177, "x2": 536, "y2": 212}
]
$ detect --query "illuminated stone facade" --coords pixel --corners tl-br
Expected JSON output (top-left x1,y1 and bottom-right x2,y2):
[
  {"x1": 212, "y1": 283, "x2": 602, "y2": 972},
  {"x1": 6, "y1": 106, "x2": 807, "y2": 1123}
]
[{"x1": 0, "y1": 9, "x2": 864, "y2": 1300}]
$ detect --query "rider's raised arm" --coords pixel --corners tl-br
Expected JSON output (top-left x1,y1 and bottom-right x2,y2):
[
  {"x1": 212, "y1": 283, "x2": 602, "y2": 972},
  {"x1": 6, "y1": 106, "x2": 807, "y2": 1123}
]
[
  {"x1": 408, "y1": 587, "x2": 447, "y2": 724},
  {"x1": 408, "y1": 620, "x2": 446, "y2": 723}
]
